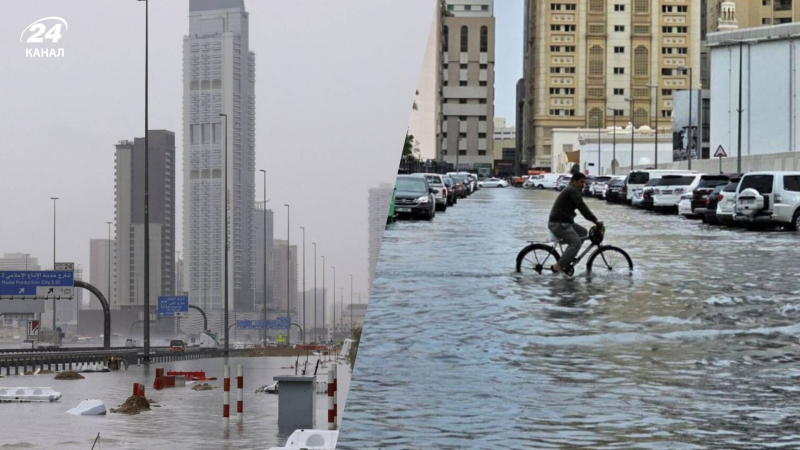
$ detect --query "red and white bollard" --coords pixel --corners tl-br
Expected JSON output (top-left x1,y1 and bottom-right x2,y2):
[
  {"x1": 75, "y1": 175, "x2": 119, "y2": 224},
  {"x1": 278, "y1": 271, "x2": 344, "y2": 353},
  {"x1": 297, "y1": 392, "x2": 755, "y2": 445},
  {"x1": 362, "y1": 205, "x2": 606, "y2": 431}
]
[
  {"x1": 327, "y1": 368, "x2": 335, "y2": 430},
  {"x1": 236, "y1": 364, "x2": 243, "y2": 424},
  {"x1": 332, "y1": 364, "x2": 338, "y2": 429},
  {"x1": 223, "y1": 365, "x2": 230, "y2": 427}
]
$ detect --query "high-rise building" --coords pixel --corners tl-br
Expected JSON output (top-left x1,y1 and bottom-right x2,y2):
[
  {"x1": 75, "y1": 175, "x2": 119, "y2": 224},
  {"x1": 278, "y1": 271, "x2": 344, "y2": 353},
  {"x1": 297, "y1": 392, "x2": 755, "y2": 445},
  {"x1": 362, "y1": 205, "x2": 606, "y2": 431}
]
[
  {"x1": 523, "y1": 0, "x2": 702, "y2": 170},
  {"x1": 439, "y1": 0, "x2": 496, "y2": 176},
  {"x1": 409, "y1": 9, "x2": 442, "y2": 162},
  {"x1": 272, "y1": 240, "x2": 297, "y2": 317},
  {"x1": 114, "y1": 130, "x2": 176, "y2": 310},
  {"x1": 0, "y1": 253, "x2": 40, "y2": 271},
  {"x1": 183, "y1": 0, "x2": 257, "y2": 314},
  {"x1": 492, "y1": 117, "x2": 516, "y2": 160},
  {"x1": 254, "y1": 202, "x2": 274, "y2": 312},
  {"x1": 89, "y1": 239, "x2": 116, "y2": 310},
  {"x1": 709, "y1": 0, "x2": 797, "y2": 31},
  {"x1": 367, "y1": 182, "x2": 394, "y2": 294}
]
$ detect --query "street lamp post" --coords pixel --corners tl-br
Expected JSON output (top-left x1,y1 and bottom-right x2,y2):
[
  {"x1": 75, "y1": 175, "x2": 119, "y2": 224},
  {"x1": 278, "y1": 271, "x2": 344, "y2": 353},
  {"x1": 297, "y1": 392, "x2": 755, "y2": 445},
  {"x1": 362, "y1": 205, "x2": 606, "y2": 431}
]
[
  {"x1": 350, "y1": 274, "x2": 353, "y2": 331},
  {"x1": 679, "y1": 66, "x2": 693, "y2": 170},
  {"x1": 300, "y1": 226, "x2": 306, "y2": 344},
  {"x1": 313, "y1": 243, "x2": 317, "y2": 342},
  {"x1": 625, "y1": 97, "x2": 636, "y2": 170},
  {"x1": 135, "y1": 0, "x2": 151, "y2": 361},
  {"x1": 607, "y1": 108, "x2": 617, "y2": 174},
  {"x1": 260, "y1": 169, "x2": 268, "y2": 345},
  {"x1": 647, "y1": 84, "x2": 659, "y2": 168},
  {"x1": 284, "y1": 204, "x2": 290, "y2": 347},
  {"x1": 736, "y1": 42, "x2": 743, "y2": 173},
  {"x1": 219, "y1": 112, "x2": 229, "y2": 355},
  {"x1": 51, "y1": 197, "x2": 58, "y2": 345},
  {"x1": 332, "y1": 266, "x2": 336, "y2": 342},
  {"x1": 597, "y1": 123, "x2": 602, "y2": 176},
  {"x1": 107, "y1": 221, "x2": 113, "y2": 309},
  {"x1": 321, "y1": 255, "x2": 325, "y2": 342}
]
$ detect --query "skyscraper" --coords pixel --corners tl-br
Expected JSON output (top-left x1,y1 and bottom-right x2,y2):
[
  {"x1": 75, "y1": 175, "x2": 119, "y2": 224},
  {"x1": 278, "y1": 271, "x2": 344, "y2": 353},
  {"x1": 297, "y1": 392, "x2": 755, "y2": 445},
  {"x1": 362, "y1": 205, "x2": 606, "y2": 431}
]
[
  {"x1": 114, "y1": 131, "x2": 176, "y2": 310},
  {"x1": 523, "y1": 0, "x2": 701, "y2": 169},
  {"x1": 439, "y1": 0, "x2": 496, "y2": 176},
  {"x1": 254, "y1": 202, "x2": 274, "y2": 312},
  {"x1": 367, "y1": 182, "x2": 394, "y2": 294},
  {"x1": 89, "y1": 239, "x2": 116, "y2": 310},
  {"x1": 272, "y1": 240, "x2": 297, "y2": 317},
  {"x1": 183, "y1": 0, "x2": 257, "y2": 313}
]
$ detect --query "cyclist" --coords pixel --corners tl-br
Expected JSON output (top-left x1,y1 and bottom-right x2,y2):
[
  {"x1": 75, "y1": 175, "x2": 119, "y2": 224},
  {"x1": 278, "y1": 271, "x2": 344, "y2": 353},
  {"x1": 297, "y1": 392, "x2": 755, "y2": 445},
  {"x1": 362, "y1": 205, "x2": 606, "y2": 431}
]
[{"x1": 548, "y1": 172, "x2": 603, "y2": 274}]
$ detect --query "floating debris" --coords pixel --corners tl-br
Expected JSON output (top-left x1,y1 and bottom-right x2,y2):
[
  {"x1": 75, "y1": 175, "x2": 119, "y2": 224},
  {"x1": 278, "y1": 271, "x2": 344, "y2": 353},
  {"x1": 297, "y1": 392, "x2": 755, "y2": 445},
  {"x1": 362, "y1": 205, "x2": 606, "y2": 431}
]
[
  {"x1": 23, "y1": 370, "x2": 54, "y2": 376},
  {"x1": 110, "y1": 395, "x2": 150, "y2": 415},
  {"x1": 54, "y1": 371, "x2": 85, "y2": 380},
  {"x1": 191, "y1": 383, "x2": 214, "y2": 391}
]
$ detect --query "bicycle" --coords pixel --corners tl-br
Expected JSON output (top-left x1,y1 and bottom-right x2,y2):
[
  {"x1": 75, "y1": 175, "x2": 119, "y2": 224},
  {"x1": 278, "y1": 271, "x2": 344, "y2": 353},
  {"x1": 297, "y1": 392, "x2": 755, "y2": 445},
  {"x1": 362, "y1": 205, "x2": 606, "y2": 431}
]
[{"x1": 515, "y1": 224, "x2": 633, "y2": 277}]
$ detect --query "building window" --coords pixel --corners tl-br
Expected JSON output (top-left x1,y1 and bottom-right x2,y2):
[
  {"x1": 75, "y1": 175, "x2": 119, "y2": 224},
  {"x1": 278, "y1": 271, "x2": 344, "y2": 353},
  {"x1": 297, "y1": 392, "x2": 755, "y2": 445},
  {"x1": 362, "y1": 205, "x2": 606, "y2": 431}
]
[
  {"x1": 564, "y1": 67, "x2": 576, "y2": 73},
  {"x1": 635, "y1": 0, "x2": 648, "y2": 13},
  {"x1": 565, "y1": 4, "x2": 576, "y2": 10},
  {"x1": 551, "y1": 25, "x2": 561, "y2": 31},
  {"x1": 479, "y1": 133, "x2": 487, "y2": 138},
  {"x1": 614, "y1": 4, "x2": 625, "y2": 11},
  {"x1": 567, "y1": 109, "x2": 575, "y2": 116},
  {"x1": 459, "y1": 63, "x2": 467, "y2": 69},
  {"x1": 634, "y1": 108, "x2": 648, "y2": 127},
  {"x1": 634, "y1": 46, "x2": 648, "y2": 76},
  {"x1": 480, "y1": 64, "x2": 488, "y2": 69},
  {"x1": 442, "y1": 26, "x2": 448, "y2": 52},
  {"x1": 460, "y1": 26, "x2": 469, "y2": 52},
  {"x1": 614, "y1": 25, "x2": 625, "y2": 32},
  {"x1": 459, "y1": 99, "x2": 467, "y2": 104},
  {"x1": 443, "y1": 81, "x2": 449, "y2": 86},
  {"x1": 614, "y1": 46, "x2": 625, "y2": 54},
  {"x1": 479, "y1": 116, "x2": 487, "y2": 121},
  {"x1": 662, "y1": 47, "x2": 672, "y2": 55},
  {"x1": 480, "y1": 26, "x2": 488, "y2": 52},
  {"x1": 459, "y1": 150, "x2": 467, "y2": 155},
  {"x1": 482, "y1": 5, "x2": 489, "y2": 11},
  {"x1": 662, "y1": 89, "x2": 672, "y2": 96},
  {"x1": 565, "y1": 88, "x2": 575, "y2": 94},
  {"x1": 565, "y1": 46, "x2": 576, "y2": 52},
  {"x1": 551, "y1": 4, "x2": 562, "y2": 10},
  {"x1": 662, "y1": 110, "x2": 671, "y2": 117},
  {"x1": 550, "y1": 88, "x2": 560, "y2": 95},
  {"x1": 677, "y1": 5, "x2": 688, "y2": 12},
  {"x1": 550, "y1": 67, "x2": 562, "y2": 74},
  {"x1": 565, "y1": 25, "x2": 576, "y2": 31},
  {"x1": 478, "y1": 150, "x2": 486, "y2": 156},
  {"x1": 589, "y1": 45, "x2": 604, "y2": 76},
  {"x1": 459, "y1": 116, "x2": 467, "y2": 121},
  {"x1": 464, "y1": 4, "x2": 471, "y2": 11},
  {"x1": 551, "y1": 46, "x2": 561, "y2": 52},
  {"x1": 589, "y1": 108, "x2": 603, "y2": 128},
  {"x1": 661, "y1": 68, "x2": 672, "y2": 76},
  {"x1": 480, "y1": 81, "x2": 487, "y2": 86},
  {"x1": 613, "y1": 88, "x2": 625, "y2": 95},
  {"x1": 460, "y1": 81, "x2": 468, "y2": 86},
  {"x1": 662, "y1": 5, "x2": 672, "y2": 13},
  {"x1": 613, "y1": 109, "x2": 624, "y2": 117},
  {"x1": 662, "y1": 27, "x2": 672, "y2": 34},
  {"x1": 763, "y1": 18, "x2": 772, "y2": 25},
  {"x1": 677, "y1": 47, "x2": 688, "y2": 54},
  {"x1": 589, "y1": 0, "x2": 604, "y2": 12},
  {"x1": 479, "y1": 99, "x2": 487, "y2": 104},
  {"x1": 614, "y1": 67, "x2": 625, "y2": 74},
  {"x1": 459, "y1": 133, "x2": 467, "y2": 138},
  {"x1": 677, "y1": 27, "x2": 688, "y2": 33}
]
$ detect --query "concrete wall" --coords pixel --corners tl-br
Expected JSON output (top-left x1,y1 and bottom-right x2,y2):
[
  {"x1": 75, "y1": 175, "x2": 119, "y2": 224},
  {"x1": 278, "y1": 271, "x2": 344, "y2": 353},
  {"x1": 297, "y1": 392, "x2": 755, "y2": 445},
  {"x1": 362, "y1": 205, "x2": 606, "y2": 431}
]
[{"x1": 621, "y1": 151, "x2": 800, "y2": 174}]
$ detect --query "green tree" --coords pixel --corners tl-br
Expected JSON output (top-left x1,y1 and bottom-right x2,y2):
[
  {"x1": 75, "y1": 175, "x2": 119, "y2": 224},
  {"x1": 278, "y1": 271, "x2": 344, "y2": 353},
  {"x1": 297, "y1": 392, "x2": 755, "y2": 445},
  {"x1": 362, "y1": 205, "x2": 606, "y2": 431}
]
[{"x1": 348, "y1": 326, "x2": 362, "y2": 371}]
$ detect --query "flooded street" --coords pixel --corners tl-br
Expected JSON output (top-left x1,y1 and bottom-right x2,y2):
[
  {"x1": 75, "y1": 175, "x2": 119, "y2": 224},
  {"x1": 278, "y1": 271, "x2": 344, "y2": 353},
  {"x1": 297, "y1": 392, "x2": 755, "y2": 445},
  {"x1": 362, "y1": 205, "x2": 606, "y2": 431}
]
[
  {"x1": 340, "y1": 188, "x2": 800, "y2": 449},
  {"x1": 0, "y1": 356, "x2": 350, "y2": 450}
]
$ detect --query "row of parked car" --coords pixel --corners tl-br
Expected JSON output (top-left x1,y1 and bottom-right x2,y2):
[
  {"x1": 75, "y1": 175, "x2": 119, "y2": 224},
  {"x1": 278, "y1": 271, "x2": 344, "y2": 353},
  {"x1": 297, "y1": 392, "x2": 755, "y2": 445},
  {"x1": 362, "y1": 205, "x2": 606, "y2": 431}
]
[
  {"x1": 583, "y1": 169, "x2": 800, "y2": 231},
  {"x1": 393, "y1": 172, "x2": 484, "y2": 220}
]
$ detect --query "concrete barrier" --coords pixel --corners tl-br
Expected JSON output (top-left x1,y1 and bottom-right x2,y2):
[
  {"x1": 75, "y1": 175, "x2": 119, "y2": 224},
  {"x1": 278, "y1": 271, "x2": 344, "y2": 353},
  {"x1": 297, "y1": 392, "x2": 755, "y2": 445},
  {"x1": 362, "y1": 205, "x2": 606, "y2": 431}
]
[{"x1": 620, "y1": 151, "x2": 800, "y2": 175}]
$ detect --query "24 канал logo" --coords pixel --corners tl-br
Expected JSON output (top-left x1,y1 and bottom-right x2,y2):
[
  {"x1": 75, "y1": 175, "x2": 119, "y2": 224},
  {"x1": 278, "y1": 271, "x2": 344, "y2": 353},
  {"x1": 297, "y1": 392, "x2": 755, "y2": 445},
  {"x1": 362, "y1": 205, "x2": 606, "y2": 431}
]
[{"x1": 20, "y1": 17, "x2": 68, "y2": 58}]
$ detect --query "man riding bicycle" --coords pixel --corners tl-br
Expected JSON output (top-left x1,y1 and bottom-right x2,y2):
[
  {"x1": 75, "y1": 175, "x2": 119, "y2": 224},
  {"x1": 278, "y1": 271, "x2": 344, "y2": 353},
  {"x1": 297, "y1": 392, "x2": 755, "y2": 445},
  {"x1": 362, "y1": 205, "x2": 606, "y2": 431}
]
[{"x1": 548, "y1": 172, "x2": 603, "y2": 274}]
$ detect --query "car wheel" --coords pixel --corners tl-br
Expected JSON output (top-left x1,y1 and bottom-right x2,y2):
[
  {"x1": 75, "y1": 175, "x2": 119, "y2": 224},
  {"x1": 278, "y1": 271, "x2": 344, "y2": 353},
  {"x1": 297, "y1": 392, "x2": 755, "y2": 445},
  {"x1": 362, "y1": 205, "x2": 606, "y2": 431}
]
[
  {"x1": 790, "y1": 210, "x2": 800, "y2": 232},
  {"x1": 538, "y1": 185, "x2": 544, "y2": 189}
]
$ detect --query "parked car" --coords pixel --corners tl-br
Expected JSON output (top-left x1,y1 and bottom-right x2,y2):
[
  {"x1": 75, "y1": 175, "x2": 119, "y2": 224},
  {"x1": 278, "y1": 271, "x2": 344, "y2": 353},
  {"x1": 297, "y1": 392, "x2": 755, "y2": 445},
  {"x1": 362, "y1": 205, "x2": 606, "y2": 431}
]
[
  {"x1": 555, "y1": 175, "x2": 571, "y2": 191},
  {"x1": 716, "y1": 177, "x2": 741, "y2": 226},
  {"x1": 512, "y1": 175, "x2": 530, "y2": 187},
  {"x1": 589, "y1": 176, "x2": 613, "y2": 197},
  {"x1": 690, "y1": 175, "x2": 734, "y2": 218},
  {"x1": 125, "y1": 338, "x2": 139, "y2": 347},
  {"x1": 233, "y1": 342, "x2": 246, "y2": 350},
  {"x1": 451, "y1": 175, "x2": 471, "y2": 198},
  {"x1": 653, "y1": 174, "x2": 705, "y2": 213},
  {"x1": 394, "y1": 175, "x2": 436, "y2": 220},
  {"x1": 700, "y1": 185, "x2": 727, "y2": 224},
  {"x1": 605, "y1": 179, "x2": 626, "y2": 203},
  {"x1": 678, "y1": 193, "x2": 695, "y2": 217},
  {"x1": 419, "y1": 173, "x2": 449, "y2": 211},
  {"x1": 442, "y1": 176, "x2": 457, "y2": 206},
  {"x1": 734, "y1": 171, "x2": 800, "y2": 230},
  {"x1": 169, "y1": 340, "x2": 186, "y2": 352},
  {"x1": 581, "y1": 176, "x2": 597, "y2": 196},
  {"x1": 600, "y1": 176, "x2": 626, "y2": 199},
  {"x1": 478, "y1": 177, "x2": 509, "y2": 188},
  {"x1": 625, "y1": 169, "x2": 698, "y2": 204}
]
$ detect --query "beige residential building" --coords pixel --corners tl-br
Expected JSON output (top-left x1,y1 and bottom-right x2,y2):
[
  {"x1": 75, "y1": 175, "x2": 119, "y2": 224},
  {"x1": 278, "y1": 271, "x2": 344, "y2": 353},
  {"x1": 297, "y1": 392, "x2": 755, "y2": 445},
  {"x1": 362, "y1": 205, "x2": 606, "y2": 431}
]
[
  {"x1": 440, "y1": 0, "x2": 496, "y2": 176},
  {"x1": 523, "y1": 0, "x2": 701, "y2": 170},
  {"x1": 709, "y1": 0, "x2": 798, "y2": 31},
  {"x1": 492, "y1": 117, "x2": 516, "y2": 162}
]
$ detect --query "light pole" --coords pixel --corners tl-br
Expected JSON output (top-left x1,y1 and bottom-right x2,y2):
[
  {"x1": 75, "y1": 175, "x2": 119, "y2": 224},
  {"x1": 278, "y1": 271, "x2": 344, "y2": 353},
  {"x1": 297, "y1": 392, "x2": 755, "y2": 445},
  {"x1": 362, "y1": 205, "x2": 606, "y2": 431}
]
[
  {"x1": 50, "y1": 197, "x2": 58, "y2": 344},
  {"x1": 646, "y1": 84, "x2": 659, "y2": 168},
  {"x1": 597, "y1": 122, "x2": 601, "y2": 176},
  {"x1": 107, "y1": 221, "x2": 113, "y2": 308},
  {"x1": 607, "y1": 108, "x2": 617, "y2": 174},
  {"x1": 679, "y1": 65, "x2": 693, "y2": 170},
  {"x1": 260, "y1": 169, "x2": 269, "y2": 345},
  {"x1": 300, "y1": 226, "x2": 306, "y2": 344},
  {"x1": 736, "y1": 41, "x2": 744, "y2": 173},
  {"x1": 284, "y1": 204, "x2": 290, "y2": 347},
  {"x1": 321, "y1": 255, "x2": 325, "y2": 342},
  {"x1": 332, "y1": 266, "x2": 336, "y2": 342},
  {"x1": 349, "y1": 274, "x2": 353, "y2": 331},
  {"x1": 312, "y1": 243, "x2": 317, "y2": 342},
  {"x1": 136, "y1": 0, "x2": 151, "y2": 361},
  {"x1": 219, "y1": 112, "x2": 229, "y2": 355},
  {"x1": 625, "y1": 97, "x2": 636, "y2": 170}
]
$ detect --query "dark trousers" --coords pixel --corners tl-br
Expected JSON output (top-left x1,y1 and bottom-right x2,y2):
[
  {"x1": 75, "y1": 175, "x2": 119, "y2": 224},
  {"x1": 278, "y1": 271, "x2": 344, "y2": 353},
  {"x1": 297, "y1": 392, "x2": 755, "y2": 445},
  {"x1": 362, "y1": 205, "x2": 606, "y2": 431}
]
[{"x1": 547, "y1": 222, "x2": 588, "y2": 268}]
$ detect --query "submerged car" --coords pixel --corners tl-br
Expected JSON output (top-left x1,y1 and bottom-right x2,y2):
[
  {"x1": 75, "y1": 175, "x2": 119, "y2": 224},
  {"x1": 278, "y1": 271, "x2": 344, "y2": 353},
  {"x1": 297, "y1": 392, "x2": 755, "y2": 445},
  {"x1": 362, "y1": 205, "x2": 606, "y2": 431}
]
[
  {"x1": 478, "y1": 177, "x2": 509, "y2": 188},
  {"x1": 394, "y1": 175, "x2": 436, "y2": 220}
]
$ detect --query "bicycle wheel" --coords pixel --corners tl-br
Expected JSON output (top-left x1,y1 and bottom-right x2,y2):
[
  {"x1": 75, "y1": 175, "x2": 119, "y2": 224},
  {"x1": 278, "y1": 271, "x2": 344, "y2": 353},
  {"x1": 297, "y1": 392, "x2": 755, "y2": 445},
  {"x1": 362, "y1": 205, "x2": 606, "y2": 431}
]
[
  {"x1": 586, "y1": 246, "x2": 633, "y2": 275},
  {"x1": 516, "y1": 244, "x2": 561, "y2": 274}
]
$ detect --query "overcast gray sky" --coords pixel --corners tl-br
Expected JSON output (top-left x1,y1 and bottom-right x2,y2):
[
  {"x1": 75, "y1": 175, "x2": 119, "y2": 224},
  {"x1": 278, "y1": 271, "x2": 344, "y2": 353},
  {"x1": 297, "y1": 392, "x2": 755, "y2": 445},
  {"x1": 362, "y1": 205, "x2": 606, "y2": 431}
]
[{"x1": 0, "y1": 0, "x2": 433, "y2": 302}]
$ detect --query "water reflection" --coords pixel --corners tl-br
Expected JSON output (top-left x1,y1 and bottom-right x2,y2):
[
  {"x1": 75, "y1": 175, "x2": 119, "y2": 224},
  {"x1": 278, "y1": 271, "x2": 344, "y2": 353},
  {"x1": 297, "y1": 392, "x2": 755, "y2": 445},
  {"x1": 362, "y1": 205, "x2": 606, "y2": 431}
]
[{"x1": 339, "y1": 188, "x2": 800, "y2": 449}]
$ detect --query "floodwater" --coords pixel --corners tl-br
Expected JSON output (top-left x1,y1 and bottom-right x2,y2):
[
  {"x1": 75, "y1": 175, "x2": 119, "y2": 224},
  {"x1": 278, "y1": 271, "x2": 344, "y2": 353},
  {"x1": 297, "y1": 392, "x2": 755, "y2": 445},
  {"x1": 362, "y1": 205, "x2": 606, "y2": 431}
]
[
  {"x1": 339, "y1": 187, "x2": 800, "y2": 449},
  {"x1": 0, "y1": 355, "x2": 350, "y2": 449}
]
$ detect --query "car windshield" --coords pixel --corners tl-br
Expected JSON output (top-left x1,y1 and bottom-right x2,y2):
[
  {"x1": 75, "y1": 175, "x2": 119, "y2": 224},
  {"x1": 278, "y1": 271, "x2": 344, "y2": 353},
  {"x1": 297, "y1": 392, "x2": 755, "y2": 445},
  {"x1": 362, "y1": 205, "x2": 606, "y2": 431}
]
[
  {"x1": 596, "y1": 177, "x2": 612, "y2": 182},
  {"x1": 711, "y1": 185, "x2": 725, "y2": 195},
  {"x1": 443, "y1": 178, "x2": 453, "y2": 186},
  {"x1": 610, "y1": 180, "x2": 623, "y2": 186},
  {"x1": 723, "y1": 180, "x2": 740, "y2": 192},
  {"x1": 396, "y1": 178, "x2": 427, "y2": 193},
  {"x1": 740, "y1": 174, "x2": 774, "y2": 194},
  {"x1": 628, "y1": 172, "x2": 650, "y2": 184},
  {"x1": 658, "y1": 176, "x2": 696, "y2": 186},
  {"x1": 644, "y1": 178, "x2": 661, "y2": 187},
  {"x1": 424, "y1": 175, "x2": 443, "y2": 186},
  {"x1": 170, "y1": 340, "x2": 183, "y2": 346},
  {"x1": 697, "y1": 176, "x2": 730, "y2": 188}
]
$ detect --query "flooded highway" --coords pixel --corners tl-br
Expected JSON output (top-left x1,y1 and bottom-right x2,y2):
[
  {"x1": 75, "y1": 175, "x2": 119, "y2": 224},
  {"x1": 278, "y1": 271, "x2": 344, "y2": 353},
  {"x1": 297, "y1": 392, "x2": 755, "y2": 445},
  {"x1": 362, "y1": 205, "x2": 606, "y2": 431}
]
[
  {"x1": 339, "y1": 187, "x2": 800, "y2": 449},
  {"x1": 0, "y1": 356, "x2": 350, "y2": 450}
]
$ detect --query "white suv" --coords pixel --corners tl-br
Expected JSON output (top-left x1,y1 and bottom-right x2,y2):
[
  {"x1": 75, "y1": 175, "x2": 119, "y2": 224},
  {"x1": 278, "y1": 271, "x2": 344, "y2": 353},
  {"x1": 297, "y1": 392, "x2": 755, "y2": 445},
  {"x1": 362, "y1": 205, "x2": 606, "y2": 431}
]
[
  {"x1": 716, "y1": 178, "x2": 741, "y2": 226},
  {"x1": 653, "y1": 174, "x2": 705, "y2": 213},
  {"x1": 734, "y1": 172, "x2": 800, "y2": 230}
]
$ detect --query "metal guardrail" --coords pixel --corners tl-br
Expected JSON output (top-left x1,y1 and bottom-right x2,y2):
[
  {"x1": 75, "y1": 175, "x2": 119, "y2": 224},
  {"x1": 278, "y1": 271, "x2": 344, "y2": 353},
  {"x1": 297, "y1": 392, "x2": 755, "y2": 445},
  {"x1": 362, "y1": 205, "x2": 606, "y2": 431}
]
[{"x1": 0, "y1": 349, "x2": 139, "y2": 376}]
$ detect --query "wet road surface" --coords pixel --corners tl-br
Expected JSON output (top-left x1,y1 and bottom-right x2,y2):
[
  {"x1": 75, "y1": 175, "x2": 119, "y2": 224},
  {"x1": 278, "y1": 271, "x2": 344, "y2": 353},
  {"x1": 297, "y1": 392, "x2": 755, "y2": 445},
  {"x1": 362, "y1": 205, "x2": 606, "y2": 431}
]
[
  {"x1": 1, "y1": 356, "x2": 350, "y2": 449},
  {"x1": 339, "y1": 187, "x2": 800, "y2": 449}
]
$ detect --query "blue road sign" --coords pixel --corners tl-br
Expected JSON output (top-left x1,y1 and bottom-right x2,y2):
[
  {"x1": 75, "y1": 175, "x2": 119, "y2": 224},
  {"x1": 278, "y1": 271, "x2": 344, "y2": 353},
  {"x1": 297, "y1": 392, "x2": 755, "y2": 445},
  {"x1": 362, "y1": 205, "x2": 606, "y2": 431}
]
[
  {"x1": 267, "y1": 317, "x2": 290, "y2": 329},
  {"x1": 157, "y1": 296, "x2": 189, "y2": 317},
  {"x1": 237, "y1": 320, "x2": 265, "y2": 330},
  {"x1": 0, "y1": 271, "x2": 74, "y2": 298}
]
